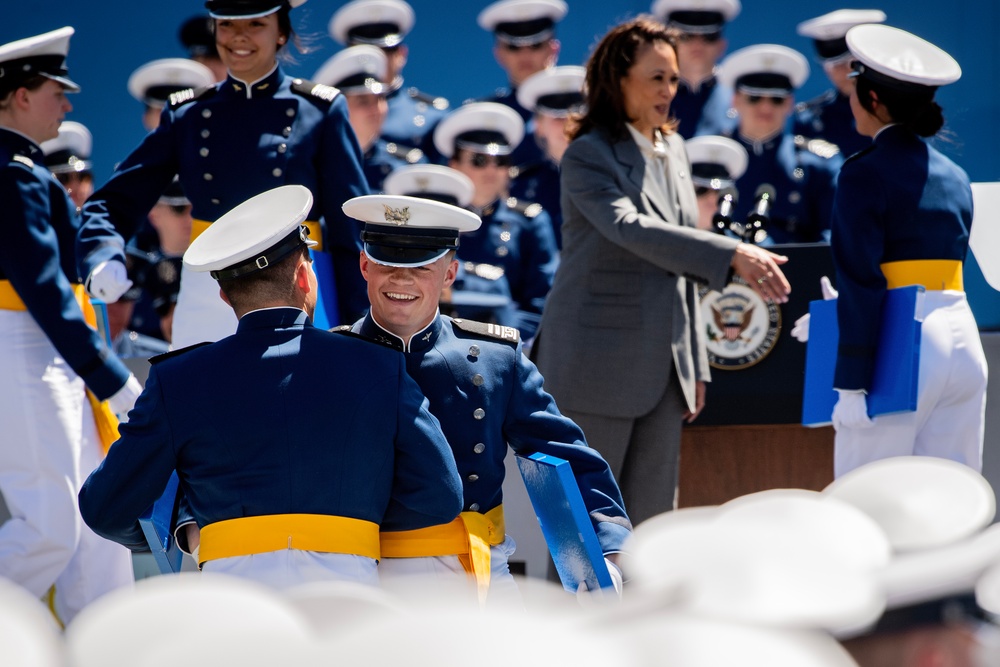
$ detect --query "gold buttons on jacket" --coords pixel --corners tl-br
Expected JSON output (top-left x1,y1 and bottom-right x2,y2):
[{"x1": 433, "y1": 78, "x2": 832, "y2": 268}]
[
  {"x1": 473, "y1": 443, "x2": 486, "y2": 454},
  {"x1": 468, "y1": 345, "x2": 480, "y2": 357},
  {"x1": 467, "y1": 474, "x2": 479, "y2": 482},
  {"x1": 472, "y1": 374, "x2": 484, "y2": 386},
  {"x1": 473, "y1": 408, "x2": 485, "y2": 420}
]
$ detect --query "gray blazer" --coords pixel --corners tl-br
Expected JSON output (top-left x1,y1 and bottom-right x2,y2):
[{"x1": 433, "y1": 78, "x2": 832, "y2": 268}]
[{"x1": 536, "y1": 127, "x2": 739, "y2": 418}]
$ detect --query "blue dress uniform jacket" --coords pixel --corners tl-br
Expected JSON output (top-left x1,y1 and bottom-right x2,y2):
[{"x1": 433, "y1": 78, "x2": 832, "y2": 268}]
[
  {"x1": 78, "y1": 308, "x2": 463, "y2": 551},
  {"x1": 794, "y1": 89, "x2": 871, "y2": 159},
  {"x1": 351, "y1": 313, "x2": 631, "y2": 554},
  {"x1": 730, "y1": 131, "x2": 843, "y2": 244},
  {"x1": 381, "y1": 84, "x2": 449, "y2": 163},
  {"x1": 0, "y1": 128, "x2": 129, "y2": 400},
  {"x1": 76, "y1": 67, "x2": 371, "y2": 322},
  {"x1": 831, "y1": 124, "x2": 974, "y2": 390},
  {"x1": 460, "y1": 198, "x2": 559, "y2": 339},
  {"x1": 363, "y1": 138, "x2": 426, "y2": 193},
  {"x1": 509, "y1": 157, "x2": 563, "y2": 248},
  {"x1": 673, "y1": 77, "x2": 738, "y2": 140}
]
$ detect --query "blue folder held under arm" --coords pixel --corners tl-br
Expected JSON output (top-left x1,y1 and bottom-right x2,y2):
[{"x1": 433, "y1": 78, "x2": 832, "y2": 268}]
[
  {"x1": 138, "y1": 471, "x2": 184, "y2": 574},
  {"x1": 515, "y1": 452, "x2": 613, "y2": 593},
  {"x1": 802, "y1": 285, "x2": 924, "y2": 426}
]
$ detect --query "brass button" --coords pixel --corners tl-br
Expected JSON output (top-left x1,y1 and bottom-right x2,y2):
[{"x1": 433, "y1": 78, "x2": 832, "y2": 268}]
[
  {"x1": 272, "y1": 168, "x2": 282, "y2": 177},
  {"x1": 277, "y1": 143, "x2": 287, "y2": 153},
  {"x1": 495, "y1": 246, "x2": 509, "y2": 257},
  {"x1": 472, "y1": 374, "x2": 484, "y2": 386},
  {"x1": 473, "y1": 443, "x2": 486, "y2": 454},
  {"x1": 282, "y1": 127, "x2": 292, "y2": 137},
  {"x1": 467, "y1": 474, "x2": 479, "y2": 482},
  {"x1": 203, "y1": 173, "x2": 213, "y2": 181},
  {"x1": 473, "y1": 408, "x2": 485, "y2": 420},
  {"x1": 469, "y1": 503, "x2": 480, "y2": 511},
  {"x1": 286, "y1": 108, "x2": 295, "y2": 117},
  {"x1": 199, "y1": 148, "x2": 209, "y2": 157},
  {"x1": 469, "y1": 345, "x2": 480, "y2": 357},
  {"x1": 202, "y1": 109, "x2": 212, "y2": 118},
  {"x1": 201, "y1": 129, "x2": 210, "y2": 138}
]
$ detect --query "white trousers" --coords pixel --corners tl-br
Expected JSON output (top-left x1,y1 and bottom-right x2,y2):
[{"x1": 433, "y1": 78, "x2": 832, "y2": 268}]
[
  {"x1": 834, "y1": 291, "x2": 988, "y2": 477},
  {"x1": 0, "y1": 311, "x2": 133, "y2": 623},
  {"x1": 203, "y1": 551, "x2": 379, "y2": 590},
  {"x1": 377, "y1": 535, "x2": 522, "y2": 608},
  {"x1": 170, "y1": 264, "x2": 238, "y2": 349}
]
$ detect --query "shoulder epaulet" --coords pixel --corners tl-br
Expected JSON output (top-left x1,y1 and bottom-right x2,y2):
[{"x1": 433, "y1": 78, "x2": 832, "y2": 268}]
[
  {"x1": 11, "y1": 154, "x2": 34, "y2": 169},
  {"x1": 463, "y1": 261, "x2": 506, "y2": 281},
  {"x1": 795, "y1": 89, "x2": 836, "y2": 114},
  {"x1": 793, "y1": 134, "x2": 841, "y2": 160},
  {"x1": 508, "y1": 160, "x2": 543, "y2": 180},
  {"x1": 506, "y1": 196, "x2": 544, "y2": 218},
  {"x1": 451, "y1": 317, "x2": 520, "y2": 347},
  {"x1": 291, "y1": 78, "x2": 340, "y2": 104},
  {"x1": 407, "y1": 87, "x2": 449, "y2": 111},
  {"x1": 168, "y1": 84, "x2": 216, "y2": 109},
  {"x1": 385, "y1": 142, "x2": 424, "y2": 164},
  {"x1": 842, "y1": 143, "x2": 876, "y2": 166},
  {"x1": 149, "y1": 341, "x2": 212, "y2": 365},
  {"x1": 329, "y1": 325, "x2": 403, "y2": 351}
]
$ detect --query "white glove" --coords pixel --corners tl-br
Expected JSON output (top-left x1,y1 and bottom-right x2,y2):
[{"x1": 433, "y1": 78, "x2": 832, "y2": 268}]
[
  {"x1": 576, "y1": 558, "x2": 623, "y2": 603},
  {"x1": 87, "y1": 260, "x2": 133, "y2": 303},
  {"x1": 107, "y1": 375, "x2": 143, "y2": 422},
  {"x1": 832, "y1": 390, "x2": 874, "y2": 430},
  {"x1": 791, "y1": 276, "x2": 839, "y2": 343}
]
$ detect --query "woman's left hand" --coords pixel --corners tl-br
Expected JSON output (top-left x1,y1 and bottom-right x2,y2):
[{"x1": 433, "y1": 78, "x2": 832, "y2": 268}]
[{"x1": 684, "y1": 381, "x2": 707, "y2": 423}]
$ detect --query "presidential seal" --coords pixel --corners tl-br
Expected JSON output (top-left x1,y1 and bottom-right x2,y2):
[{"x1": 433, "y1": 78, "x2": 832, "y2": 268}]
[{"x1": 699, "y1": 277, "x2": 781, "y2": 370}]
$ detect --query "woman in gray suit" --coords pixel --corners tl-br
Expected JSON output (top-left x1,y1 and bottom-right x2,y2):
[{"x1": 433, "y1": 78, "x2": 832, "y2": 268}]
[{"x1": 535, "y1": 17, "x2": 790, "y2": 525}]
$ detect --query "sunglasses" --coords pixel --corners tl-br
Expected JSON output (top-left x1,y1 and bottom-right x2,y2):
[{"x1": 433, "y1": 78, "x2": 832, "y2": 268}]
[
  {"x1": 746, "y1": 94, "x2": 789, "y2": 106},
  {"x1": 500, "y1": 41, "x2": 548, "y2": 53},
  {"x1": 465, "y1": 153, "x2": 511, "y2": 168},
  {"x1": 679, "y1": 32, "x2": 722, "y2": 43},
  {"x1": 56, "y1": 171, "x2": 92, "y2": 186}
]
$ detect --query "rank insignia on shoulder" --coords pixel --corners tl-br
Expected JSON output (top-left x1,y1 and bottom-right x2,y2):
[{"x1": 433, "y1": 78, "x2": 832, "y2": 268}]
[
  {"x1": 506, "y1": 197, "x2": 543, "y2": 218},
  {"x1": 149, "y1": 341, "x2": 212, "y2": 365},
  {"x1": 330, "y1": 326, "x2": 403, "y2": 352},
  {"x1": 794, "y1": 135, "x2": 840, "y2": 159},
  {"x1": 12, "y1": 154, "x2": 34, "y2": 169},
  {"x1": 451, "y1": 318, "x2": 520, "y2": 346},
  {"x1": 292, "y1": 79, "x2": 340, "y2": 104},
  {"x1": 168, "y1": 85, "x2": 215, "y2": 109}
]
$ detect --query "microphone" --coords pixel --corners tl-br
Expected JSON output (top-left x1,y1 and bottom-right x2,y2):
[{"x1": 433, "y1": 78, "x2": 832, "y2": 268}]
[
  {"x1": 744, "y1": 184, "x2": 775, "y2": 244},
  {"x1": 712, "y1": 187, "x2": 738, "y2": 234}
]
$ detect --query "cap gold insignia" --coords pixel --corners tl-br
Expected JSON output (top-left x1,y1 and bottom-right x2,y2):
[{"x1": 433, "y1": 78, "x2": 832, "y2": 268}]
[
  {"x1": 415, "y1": 176, "x2": 430, "y2": 191},
  {"x1": 763, "y1": 55, "x2": 776, "y2": 69},
  {"x1": 383, "y1": 204, "x2": 411, "y2": 225}
]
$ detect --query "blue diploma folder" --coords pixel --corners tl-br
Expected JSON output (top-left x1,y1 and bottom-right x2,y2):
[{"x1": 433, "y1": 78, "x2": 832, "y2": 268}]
[
  {"x1": 138, "y1": 471, "x2": 184, "y2": 574},
  {"x1": 802, "y1": 285, "x2": 924, "y2": 426},
  {"x1": 515, "y1": 452, "x2": 613, "y2": 593}
]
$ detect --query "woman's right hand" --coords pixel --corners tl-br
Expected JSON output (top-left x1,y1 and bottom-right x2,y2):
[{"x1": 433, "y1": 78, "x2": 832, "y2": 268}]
[{"x1": 730, "y1": 243, "x2": 791, "y2": 303}]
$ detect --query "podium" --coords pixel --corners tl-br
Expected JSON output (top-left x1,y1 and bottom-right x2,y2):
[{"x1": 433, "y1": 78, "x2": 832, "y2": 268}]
[{"x1": 678, "y1": 243, "x2": 836, "y2": 508}]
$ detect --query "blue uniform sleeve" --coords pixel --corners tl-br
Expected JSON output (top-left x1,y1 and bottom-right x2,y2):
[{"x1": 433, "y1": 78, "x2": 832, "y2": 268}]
[
  {"x1": 318, "y1": 95, "x2": 370, "y2": 323},
  {"x1": 831, "y1": 160, "x2": 888, "y2": 390},
  {"x1": 78, "y1": 366, "x2": 177, "y2": 550},
  {"x1": 512, "y1": 209, "x2": 559, "y2": 339},
  {"x1": 382, "y1": 354, "x2": 463, "y2": 531},
  {"x1": 0, "y1": 166, "x2": 129, "y2": 399},
  {"x1": 77, "y1": 111, "x2": 179, "y2": 282},
  {"x1": 504, "y1": 347, "x2": 632, "y2": 552}
]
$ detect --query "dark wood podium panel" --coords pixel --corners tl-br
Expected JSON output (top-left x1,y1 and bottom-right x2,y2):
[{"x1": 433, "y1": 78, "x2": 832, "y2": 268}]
[{"x1": 678, "y1": 424, "x2": 835, "y2": 508}]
